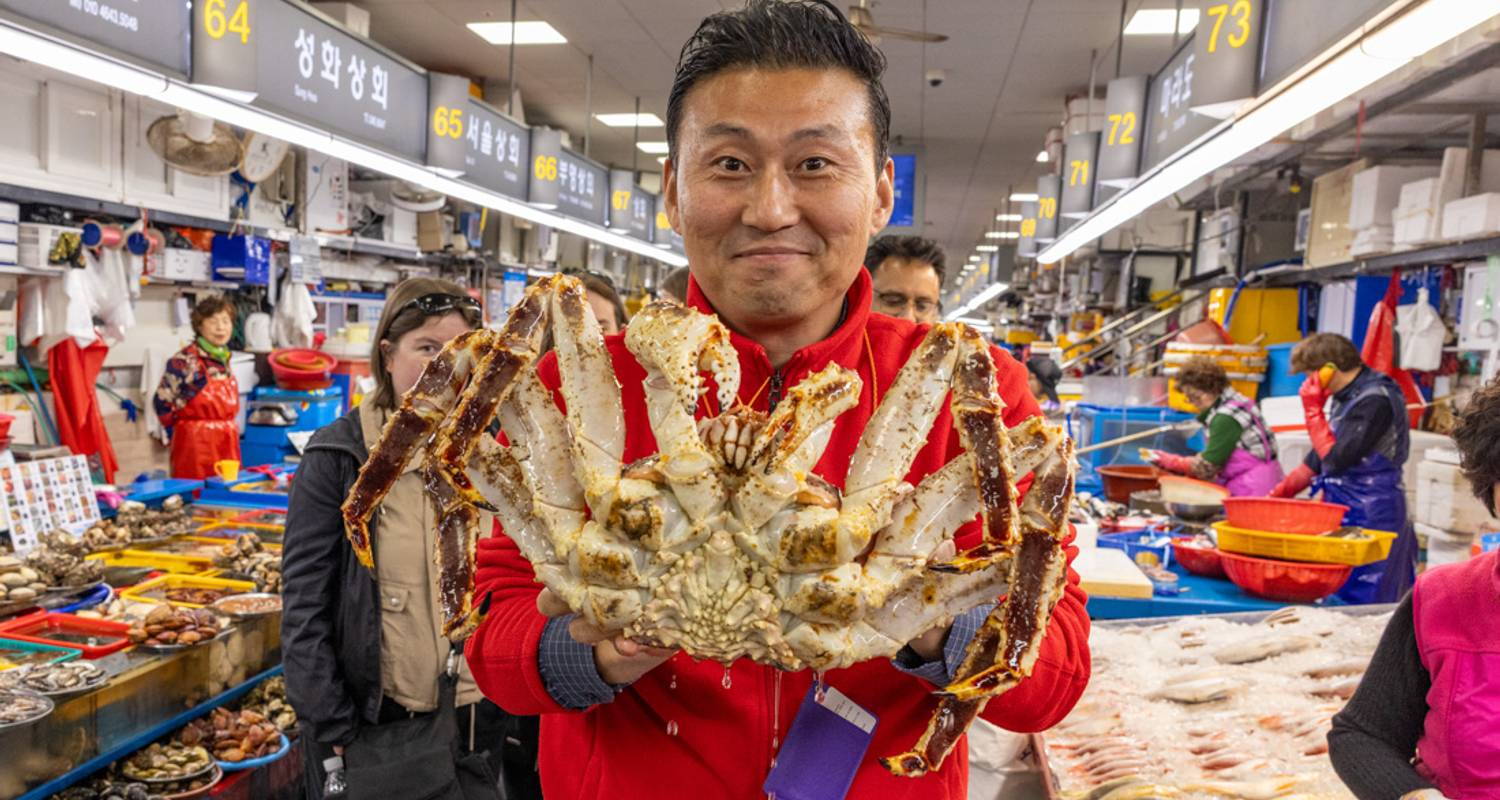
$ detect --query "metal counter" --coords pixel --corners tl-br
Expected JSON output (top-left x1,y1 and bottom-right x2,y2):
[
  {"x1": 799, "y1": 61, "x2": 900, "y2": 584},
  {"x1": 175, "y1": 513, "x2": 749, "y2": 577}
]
[{"x1": 0, "y1": 615, "x2": 282, "y2": 799}]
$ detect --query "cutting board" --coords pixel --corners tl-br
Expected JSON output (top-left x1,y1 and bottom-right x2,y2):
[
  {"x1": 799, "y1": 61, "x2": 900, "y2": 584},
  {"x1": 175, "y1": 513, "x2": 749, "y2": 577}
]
[{"x1": 1073, "y1": 548, "x2": 1154, "y2": 599}]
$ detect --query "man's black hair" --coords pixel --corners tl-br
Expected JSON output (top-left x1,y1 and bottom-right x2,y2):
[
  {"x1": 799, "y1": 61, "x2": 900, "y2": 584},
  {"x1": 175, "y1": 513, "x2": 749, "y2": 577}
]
[
  {"x1": 864, "y1": 234, "x2": 946, "y2": 285},
  {"x1": 667, "y1": 0, "x2": 891, "y2": 171}
]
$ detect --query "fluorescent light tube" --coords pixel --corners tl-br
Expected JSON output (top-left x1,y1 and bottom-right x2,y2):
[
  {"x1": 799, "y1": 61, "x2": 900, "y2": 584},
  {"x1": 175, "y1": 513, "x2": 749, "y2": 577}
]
[
  {"x1": 1035, "y1": 150, "x2": 1050, "y2": 163},
  {"x1": 1009, "y1": 192, "x2": 1039, "y2": 202},
  {"x1": 996, "y1": 213, "x2": 1022, "y2": 221},
  {"x1": 975, "y1": 245, "x2": 1000, "y2": 252},
  {"x1": 595, "y1": 113, "x2": 663, "y2": 127},
  {"x1": 1123, "y1": 8, "x2": 1199, "y2": 35},
  {"x1": 467, "y1": 21, "x2": 567, "y2": 45},
  {"x1": 636, "y1": 141, "x2": 670, "y2": 154}
]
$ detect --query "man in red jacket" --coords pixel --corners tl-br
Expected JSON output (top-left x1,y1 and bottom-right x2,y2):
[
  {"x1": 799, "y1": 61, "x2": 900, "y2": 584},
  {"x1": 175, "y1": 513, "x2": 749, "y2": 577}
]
[{"x1": 465, "y1": 2, "x2": 1092, "y2": 797}]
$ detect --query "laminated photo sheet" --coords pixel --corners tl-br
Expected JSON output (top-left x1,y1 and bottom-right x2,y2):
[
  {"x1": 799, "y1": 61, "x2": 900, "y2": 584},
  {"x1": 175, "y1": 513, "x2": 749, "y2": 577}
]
[{"x1": 2, "y1": 456, "x2": 101, "y2": 554}]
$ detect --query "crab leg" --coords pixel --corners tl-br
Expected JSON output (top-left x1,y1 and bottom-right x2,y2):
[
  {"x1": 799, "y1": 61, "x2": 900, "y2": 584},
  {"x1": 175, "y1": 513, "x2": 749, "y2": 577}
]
[
  {"x1": 551, "y1": 278, "x2": 628, "y2": 517},
  {"x1": 882, "y1": 438, "x2": 1074, "y2": 777},
  {"x1": 341, "y1": 327, "x2": 494, "y2": 567},
  {"x1": 496, "y1": 368, "x2": 589, "y2": 558},
  {"x1": 424, "y1": 461, "x2": 488, "y2": 640},
  {"x1": 624, "y1": 302, "x2": 740, "y2": 523}
]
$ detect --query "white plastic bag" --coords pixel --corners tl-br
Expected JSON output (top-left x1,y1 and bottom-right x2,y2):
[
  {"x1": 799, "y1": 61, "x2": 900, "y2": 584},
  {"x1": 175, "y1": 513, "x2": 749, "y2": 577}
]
[{"x1": 1395, "y1": 287, "x2": 1444, "y2": 371}]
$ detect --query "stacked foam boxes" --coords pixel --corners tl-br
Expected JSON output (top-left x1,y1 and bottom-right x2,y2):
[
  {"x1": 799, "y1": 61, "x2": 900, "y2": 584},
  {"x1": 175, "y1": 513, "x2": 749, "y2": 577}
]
[
  {"x1": 1414, "y1": 446, "x2": 1493, "y2": 567},
  {"x1": 1163, "y1": 342, "x2": 1268, "y2": 412},
  {"x1": 1394, "y1": 148, "x2": 1500, "y2": 248},
  {"x1": 1349, "y1": 165, "x2": 1438, "y2": 257}
]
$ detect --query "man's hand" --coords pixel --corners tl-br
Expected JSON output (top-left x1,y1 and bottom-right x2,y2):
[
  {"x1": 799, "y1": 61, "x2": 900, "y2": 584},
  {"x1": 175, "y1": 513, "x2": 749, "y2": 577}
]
[
  {"x1": 907, "y1": 540, "x2": 958, "y2": 662},
  {"x1": 537, "y1": 589, "x2": 676, "y2": 686}
]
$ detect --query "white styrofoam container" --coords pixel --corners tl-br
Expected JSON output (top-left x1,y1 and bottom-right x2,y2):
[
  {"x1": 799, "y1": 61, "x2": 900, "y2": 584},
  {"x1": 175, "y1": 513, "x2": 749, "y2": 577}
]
[
  {"x1": 0, "y1": 242, "x2": 15, "y2": 266},
  {"x1": 17, "y1": 223, "x2": 79, "y2": 270},
  {"x1": 0, "y1": 202, "x2": 17, "y2": 223},
  {"x1": 1394, "y1": 207, "x2": 1437, "y2": 247},
  {"x1": 1415, "y1": 459, "x2": 1497, "y2": 535},
  {"x1": 1350, "y1": 225, "x2": 1394, "y2": 257},
  {"x1": 156, "y1": 248, "x2": 211, "y2": 282},
  {"x1": 1350, "y1": 166, "x2": 1439, "y2": 229},
  {"x1": 1441, "y1": 193, "x2": 1500, "y2": 240},
  {"x1": 0, "y1": 222, "x2": 16, "y2": 244},
  {"x1": 1416, "y1": 522, "x2": 1475, "y2": 567}
]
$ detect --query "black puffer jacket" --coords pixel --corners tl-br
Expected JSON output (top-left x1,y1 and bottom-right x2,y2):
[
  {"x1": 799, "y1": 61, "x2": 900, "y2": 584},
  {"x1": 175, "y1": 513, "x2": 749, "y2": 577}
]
[{"x1": 280, "y1": 409, "x2": 382, "y2": 747}]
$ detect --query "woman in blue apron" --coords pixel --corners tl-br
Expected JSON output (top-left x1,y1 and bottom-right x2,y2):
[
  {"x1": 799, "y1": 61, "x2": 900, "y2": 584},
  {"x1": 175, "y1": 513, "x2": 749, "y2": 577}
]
[{"x1": 1271, "y1": 334, "x2": 1417, "y2": 604}]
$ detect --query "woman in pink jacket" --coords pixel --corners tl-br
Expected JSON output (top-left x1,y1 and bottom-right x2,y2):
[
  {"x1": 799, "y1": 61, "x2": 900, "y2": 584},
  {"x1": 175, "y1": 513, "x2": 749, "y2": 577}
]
[{"x1": 1327, "y1": 378, "x2": 1500, "y2": 799}]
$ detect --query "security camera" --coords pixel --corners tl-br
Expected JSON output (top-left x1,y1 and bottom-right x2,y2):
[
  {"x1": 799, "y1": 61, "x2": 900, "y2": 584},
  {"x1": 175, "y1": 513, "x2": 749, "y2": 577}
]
[{"x1": 925, "y1": 69, "x2": 946, "y2": 88}]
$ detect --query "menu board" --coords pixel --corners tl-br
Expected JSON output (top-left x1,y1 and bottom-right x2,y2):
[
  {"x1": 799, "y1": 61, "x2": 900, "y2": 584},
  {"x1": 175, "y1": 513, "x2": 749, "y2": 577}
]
[
  {"x1": 0, "y1": 0, "x2": 190, "y2": 75},
  {"x1": 193, "y1": 0, "x2": 429, "y2": 161},
  {"x1": 427, "y1": 73, "x2": 530, "y2": 201},
  {"x1": 2, "y1": 456, "x2": 101, "y2": 553}
]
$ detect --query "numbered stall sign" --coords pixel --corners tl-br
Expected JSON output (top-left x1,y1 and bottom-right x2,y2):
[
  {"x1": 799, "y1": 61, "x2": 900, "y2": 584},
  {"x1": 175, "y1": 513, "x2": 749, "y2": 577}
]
[
  {"x1": 528, "y1": 127, "x2": 563, "y2": 209},
  {"x1": 1034, "y1": 174, "x2": 1062, "y2": 243},
  {"x1": 427, "y1": 72, "x2": 531, "y2": 200},
  {"x1": 1191, "y1": 0, "x2": 1262, "y2": 118},
  {"x1": 1060, "y1": 132, "x2": 1100, "y2": 222},
  {"x1": 0, "y1": 0, "x2": 192, "y2": 75},
  {"x1": 1098, "y1": 75, "x2": 1148, "y2": 189},
  {"x1": 1016, "y1": 200, "x2": 1040, "y2": 259}
]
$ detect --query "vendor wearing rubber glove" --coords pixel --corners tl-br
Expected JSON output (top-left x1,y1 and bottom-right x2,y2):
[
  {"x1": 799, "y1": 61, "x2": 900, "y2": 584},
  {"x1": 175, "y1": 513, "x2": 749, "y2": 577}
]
[
  {"x1": 1269, "y1": 333, "x2": 1416, "y2": 604},
  {"x1": 1327, "y1": 377, "x2": 1500, "y2": 799},
  {"x1": 1145, "y1": 356, "x2": 1282, "y2": 496},
  {"x1": 153, "y1": 295, "x2": 240, "y2": 480}
]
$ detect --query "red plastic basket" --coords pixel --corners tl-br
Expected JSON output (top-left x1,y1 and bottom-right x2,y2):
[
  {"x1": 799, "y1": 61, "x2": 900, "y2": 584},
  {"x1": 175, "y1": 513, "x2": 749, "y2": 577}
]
[
  {"x1": 1221, "y1": 497, "x2": 1348, "y2": 534},
  {"x1": 1218, "y1": 549, "x2": 1352, "y2": 603},
  {"x1": 1171, "y1": 538, "x2": 1226, "y2": 579},
  {"x1": 0, "y1": 611, "x2": 133, "y2": 659}
]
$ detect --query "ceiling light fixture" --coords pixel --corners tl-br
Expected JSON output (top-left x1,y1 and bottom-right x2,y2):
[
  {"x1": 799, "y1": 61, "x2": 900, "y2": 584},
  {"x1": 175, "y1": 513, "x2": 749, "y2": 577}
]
[
  {"x1": 466, "y1": 21, "x2": 568, "y2": 45},
  {"x1": 657, "y1": 156, "x2": 668, "y2": 165},
  {"x1": 1123, "y1": 8, "x2": 1199, "y2": 35},
  {"x1": 975, "y1": 244, "x2": 1000, "y2": 252},
  {"x1": 997, "y1": 231, "x2": 1020, "y2": 239},
  {"x1": 944, "y1": 283, "x2": 1010, "y2": 321},
  {"x1": 1037, "y1": 0, "x2": 1494, "y2": 265},
  {"x1": 594, "y1": 113, "x2": 663, "y2": 128},
  {"x1": 996, "y1": 213, "x2": 1022, "y2": 221},
  {"x1": 1035, "y1": 150, "x2": 1050, "y2": 163},
  {"x1": 1009, "y1": 192, "x2": 1039, "y2": 202},
  {"x1": 636, "y1": 141, "x2": 670, "y2": 154}
]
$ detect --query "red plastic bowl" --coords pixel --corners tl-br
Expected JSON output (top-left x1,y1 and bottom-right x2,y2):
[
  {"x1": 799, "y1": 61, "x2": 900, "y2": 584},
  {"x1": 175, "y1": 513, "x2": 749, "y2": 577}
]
[
  {"x1": 1221, "y1": 497, "x2": 1348, "y2": 534},
  {"x1": 1218, "y1": 549, "x2": 1352, "y2": 603},
  {"x1": 1171, "y1": 539, "x2": 1227, "y2": 579},
  {"x1": 1096, "y1": 465, "x2": 1161, "y2": 503},
  {"x1": 270, "y1": 348, "x2": 336, "y2": 391}
]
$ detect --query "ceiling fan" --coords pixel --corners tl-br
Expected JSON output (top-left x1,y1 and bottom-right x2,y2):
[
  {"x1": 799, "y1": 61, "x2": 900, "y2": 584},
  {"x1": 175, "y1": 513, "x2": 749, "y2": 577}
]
[{"x1": 847, "y1": 0, "x2": 948, "y2": 44}]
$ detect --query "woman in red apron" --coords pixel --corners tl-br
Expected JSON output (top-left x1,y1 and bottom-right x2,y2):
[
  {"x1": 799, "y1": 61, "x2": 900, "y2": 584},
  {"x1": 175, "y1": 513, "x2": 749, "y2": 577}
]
[
  {"x1": 1145, "y1": 356, "x2": 1284, "y2": 496},
  {"x1": 153, "y1": 296, "x2": 240, "y2": 479}
]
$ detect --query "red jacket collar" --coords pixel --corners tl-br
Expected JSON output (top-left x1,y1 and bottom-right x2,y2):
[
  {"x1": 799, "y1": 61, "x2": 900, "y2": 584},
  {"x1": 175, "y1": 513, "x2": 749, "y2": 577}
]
[{"x1": 685, "y1": 268, "x2": 874, "y2": 383}]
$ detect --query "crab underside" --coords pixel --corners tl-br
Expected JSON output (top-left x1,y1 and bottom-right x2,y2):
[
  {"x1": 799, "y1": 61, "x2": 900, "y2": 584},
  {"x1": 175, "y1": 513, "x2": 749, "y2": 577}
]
[{"x1": 342, "y1": 275, "x2": 1076, "y2": 776}]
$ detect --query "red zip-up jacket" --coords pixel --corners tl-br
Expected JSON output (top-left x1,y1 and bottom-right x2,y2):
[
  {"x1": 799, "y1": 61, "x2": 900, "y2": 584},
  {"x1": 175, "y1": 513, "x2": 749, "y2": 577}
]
[{"x1": 466, "y1": 270, "x2": 1091, "y2": 799}]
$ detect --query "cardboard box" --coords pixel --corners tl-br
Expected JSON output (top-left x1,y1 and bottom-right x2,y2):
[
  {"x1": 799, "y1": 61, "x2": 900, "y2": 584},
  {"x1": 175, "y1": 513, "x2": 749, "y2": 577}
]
[
  {"x1": 1307, "y1": 159, "x2": 1368, "y2": 267},
  {"x1": 1440, "y1": 193, "x2": 1500, "y2": 240},
  {"x1": 417, "y1": 211, "x2": 446, "y2": 251},
  {"x1": 1349, "y1": 165, "x2": 1438, "y2": 230}
]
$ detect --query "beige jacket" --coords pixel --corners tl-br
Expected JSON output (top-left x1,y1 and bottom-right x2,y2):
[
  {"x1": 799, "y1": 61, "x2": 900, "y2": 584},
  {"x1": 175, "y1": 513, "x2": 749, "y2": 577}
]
[{"x1": 360, "y1": 399, "x2": 485, "y2": 711}]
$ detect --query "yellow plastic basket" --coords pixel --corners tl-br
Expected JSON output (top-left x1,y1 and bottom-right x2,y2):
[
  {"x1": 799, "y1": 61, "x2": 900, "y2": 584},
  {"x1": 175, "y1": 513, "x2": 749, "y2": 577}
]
[
  {"x1": 86, "y1": 550, "x2": 211, "y2": 575},
  {"x1": 1213, "y1": 521, "x2": 1397, "y2": 567},
  {"x1": 120, "y1": 574, "x2": 256, "y2": 608},
  {"x1": 194, "y1": 521, "x2": 284, "y2": 539}
]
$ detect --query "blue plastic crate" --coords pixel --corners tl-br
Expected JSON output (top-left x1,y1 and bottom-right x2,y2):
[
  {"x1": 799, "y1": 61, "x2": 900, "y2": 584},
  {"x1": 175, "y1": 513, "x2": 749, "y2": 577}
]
[
  {"x1": 1265, "y1": 343, "x2": 1299, "y2": 397},
  {"x1": 1097, "y1": 532, "x2": 1174, "y2": 570},
  {"x1": 211, "y1": 234, "x2": 272, "y2": 285},
  {"x1": 1070, "y1": 404, "x2": 1204, "y2": 494}
]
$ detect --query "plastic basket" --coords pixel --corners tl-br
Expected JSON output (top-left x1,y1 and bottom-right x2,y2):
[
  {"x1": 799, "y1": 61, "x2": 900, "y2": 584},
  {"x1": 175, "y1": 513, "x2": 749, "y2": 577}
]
[
  {"x1": 86, "y1": 550, "x2": 211, "y2": 575},
  {"x1": 1218, "y1": 549, "x2": 1352, "y2": 603},
  {"x1": 120, "y1": 574, "x2": 256, "y2": 609},
  {"x1": 0, "y1": 637, "x2": 81, "y2": 670},
  {"x1": 1222, "y1": 497, "x2": 1347, "y2": 534},
  {"x1": 1097, "y1": 532, "x2": 1173, "y2": 569},
  {"x1": 0, "y1": 612, "x2": 132, "y2": 659},
  {"x1": 1213, "y1": 521, "x2": 1397, "y2": 567}
]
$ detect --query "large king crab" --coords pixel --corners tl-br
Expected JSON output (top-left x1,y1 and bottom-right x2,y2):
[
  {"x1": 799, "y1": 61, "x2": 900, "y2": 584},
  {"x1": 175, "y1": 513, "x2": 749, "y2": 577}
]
[{"x1": 341, "y1": 275, "x2": 1076, "y2": 776}]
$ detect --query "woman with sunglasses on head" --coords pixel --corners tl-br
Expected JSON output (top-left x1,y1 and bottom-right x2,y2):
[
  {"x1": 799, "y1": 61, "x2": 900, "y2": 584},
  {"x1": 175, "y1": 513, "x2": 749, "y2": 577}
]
[{"x1": 281, "y1": 278, "x2": 540, "y2": 800}]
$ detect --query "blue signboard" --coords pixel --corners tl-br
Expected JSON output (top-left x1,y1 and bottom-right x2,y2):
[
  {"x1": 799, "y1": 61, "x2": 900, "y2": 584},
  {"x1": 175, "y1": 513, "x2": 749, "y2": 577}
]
[{"x1": 890, "y1": 153, "x2": 917, "y2": 228}]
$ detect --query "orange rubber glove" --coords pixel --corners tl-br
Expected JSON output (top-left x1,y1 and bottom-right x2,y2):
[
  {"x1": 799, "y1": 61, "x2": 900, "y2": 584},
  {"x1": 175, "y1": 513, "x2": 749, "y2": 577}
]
[{"x1": 1148, "y1": 451, "x2": 1197, "y2": 475}]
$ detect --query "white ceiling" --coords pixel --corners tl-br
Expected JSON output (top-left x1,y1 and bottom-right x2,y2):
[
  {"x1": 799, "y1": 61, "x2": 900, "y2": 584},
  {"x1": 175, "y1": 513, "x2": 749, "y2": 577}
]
[{"x1": 350, "y1": 0, "x2": 1193, "y2": 267}]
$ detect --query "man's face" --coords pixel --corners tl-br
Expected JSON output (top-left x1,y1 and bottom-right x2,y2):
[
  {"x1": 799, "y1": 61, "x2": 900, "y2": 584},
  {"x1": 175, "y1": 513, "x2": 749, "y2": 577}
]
[
  {"x1": 665, "y1": 67, "x2": 894, "y2": 333},
  {"x1": 871, "y1": 258, "x2": 942, "y2": 323}
]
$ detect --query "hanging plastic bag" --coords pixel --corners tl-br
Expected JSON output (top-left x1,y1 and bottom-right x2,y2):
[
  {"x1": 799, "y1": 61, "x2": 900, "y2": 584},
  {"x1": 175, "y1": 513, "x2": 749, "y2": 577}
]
[{"x1": 1395, "y1": 286, "x2": 1444, "y2": 371}]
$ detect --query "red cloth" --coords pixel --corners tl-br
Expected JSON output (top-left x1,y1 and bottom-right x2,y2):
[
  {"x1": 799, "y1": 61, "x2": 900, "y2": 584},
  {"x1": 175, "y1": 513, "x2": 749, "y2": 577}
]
[
  {"x1": 1362, "y1": 272, "x2": 1424, "y2": 428},
  {"x1": 169, "y1": 349, "x2": 239, "y2": 480},
  {"x1": 465, "y1": 270, "x2": 1092, "y2": 800},
  {"x1": 47, "y1": 339, "x2": 118, "y2": 482}
]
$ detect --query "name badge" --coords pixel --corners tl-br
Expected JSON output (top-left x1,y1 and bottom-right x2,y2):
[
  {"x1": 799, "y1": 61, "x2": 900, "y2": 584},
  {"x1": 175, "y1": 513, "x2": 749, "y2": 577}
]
[{"x1": 763, "y1": 682, "x2": 878, "y2": 800}]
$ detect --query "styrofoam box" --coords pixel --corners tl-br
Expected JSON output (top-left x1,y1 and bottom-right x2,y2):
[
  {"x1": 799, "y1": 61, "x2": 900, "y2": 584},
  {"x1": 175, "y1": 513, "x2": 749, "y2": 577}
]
[
  {"x1": 1350, "y1": 225, "x2": 1394, "y2": 257},
  {"x1": 157, "y1": 249, "x2": 212, "y2": 282},
  {"x1": 1394, "y1": 207, "x2": 1437, "y2": 247},
  {"x1": 0, "y1": 222, "x2": 16, "y2": 244},
  {"x1": 1441, "y1": 193, "x2": 1500, "y2": 240},
  {"x1": 0, "y1": 202, "x2": 17, "y2": 224},
  {"x1": 1416, "y1": 459, "x2": 1497, "y2": 535},
  {"x1": 1350, "y1": 166, "x2": 1439, "y2": 229},
  {"x1": 1416, "y1": 522, "x2": 1476, "y2": 567},
  {"x1": 0, "y1": 242, "x2": 14, "y2": 265}
]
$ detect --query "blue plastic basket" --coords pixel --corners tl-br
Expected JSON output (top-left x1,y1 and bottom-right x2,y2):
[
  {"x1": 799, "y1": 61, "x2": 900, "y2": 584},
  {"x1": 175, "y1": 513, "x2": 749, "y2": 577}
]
[{"x1": 217, "y1": 732, "x2": 290, "y2": 771}]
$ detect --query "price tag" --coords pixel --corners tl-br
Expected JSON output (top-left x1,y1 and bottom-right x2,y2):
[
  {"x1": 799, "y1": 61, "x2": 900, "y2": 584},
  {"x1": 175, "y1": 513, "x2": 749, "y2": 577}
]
[{"x1": 762, "y1": 683, "x2": 877, "y2": 800}]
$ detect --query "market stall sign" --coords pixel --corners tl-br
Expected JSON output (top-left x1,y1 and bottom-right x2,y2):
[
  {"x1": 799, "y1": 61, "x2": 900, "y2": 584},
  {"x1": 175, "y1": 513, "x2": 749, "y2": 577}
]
[
  {"x1": 608, "y1": 169, "x2": 653, "y2": 241},
  {"x1": 1098, "y1": 75, "x2": 1147, "y2": 188},
  {"x1": 1016, "y1": 200, "x2": 1039, "y2": 259},
  {"x1": 1143, "y1": 38, "x2": 1219, "y2": 172},
  {"x1": 1260, "y1": 0, "x2": 1387, "y2": 88},
  {"x1": 890, "y1": 153, "x2": 918, "y2": 228},
  {"x1": 1034, "y1": 175, "x2": 1061, "y2": 243},
  {"x1": 427, "y1": 73, "x2": 530, "y2": 201},
  {"x1": 653, "y1": 193, "x2": 684, "y2": 252},
  {"x1": 1060, "y1": 132, "x2": 1099, "y2": 220},
  {"x1": 1190, "y1": 0, "x2": 1263, "y2": 118},
  {"x1": 529, "y1": 127, "x2": 563, "y2": 209},
  {"x1": 557, "y1": 149, "x2": 607, "y2": 227},
  {"x1": 192, "y1": 0, "x2": 429, "y2": 162},
  {"x1": 0, "y1": 0, "x2": 191, "y2": 76}
]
